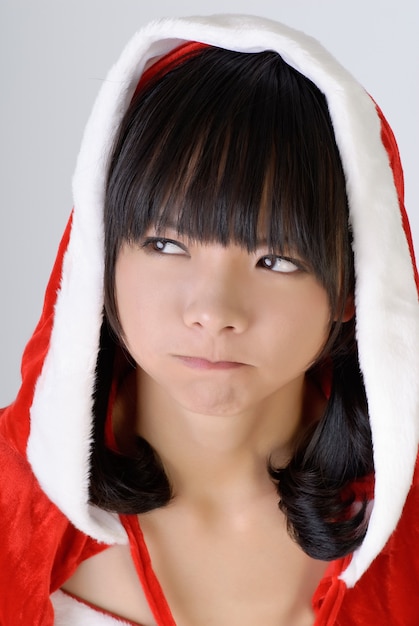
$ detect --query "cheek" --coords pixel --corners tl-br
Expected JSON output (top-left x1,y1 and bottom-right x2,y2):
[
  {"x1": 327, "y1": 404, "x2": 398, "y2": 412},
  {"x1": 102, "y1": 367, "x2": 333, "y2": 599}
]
[
  {"x1": 296, "y1": 285, "x2": 330, "y2": 333},
  {"x1": 297, "y1": 292, "x2": 331, "y2": 356},
  {"x1": 115, "y1": 256, "x2": 156, "y2": 353},
  {"x1": 117, "y1": 287, "x2": 158, "y2": 353},
  {"x1": 267, "y1": 285, "x2": 331, "y2": 361},
  {"x1": 115, "y1": 254, "x2": 185, "y2": 366}
]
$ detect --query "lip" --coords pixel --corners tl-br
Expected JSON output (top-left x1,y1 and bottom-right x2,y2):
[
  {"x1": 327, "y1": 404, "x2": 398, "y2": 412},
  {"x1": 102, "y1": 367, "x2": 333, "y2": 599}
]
[{"x1": 175, "y1": 356, "x2": 246, "y2": 370}]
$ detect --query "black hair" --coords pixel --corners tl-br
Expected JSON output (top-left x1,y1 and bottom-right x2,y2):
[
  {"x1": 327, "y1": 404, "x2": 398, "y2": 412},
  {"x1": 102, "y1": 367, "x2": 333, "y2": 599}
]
[{"x1": 89, "y1": 46, "x2": 374, "y2": 561}]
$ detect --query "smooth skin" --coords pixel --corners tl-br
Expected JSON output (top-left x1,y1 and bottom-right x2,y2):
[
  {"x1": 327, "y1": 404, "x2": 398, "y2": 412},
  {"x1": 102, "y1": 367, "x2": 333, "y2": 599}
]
[{"x1": 63, "y1": 231, "x2": 336, "y2": 626}]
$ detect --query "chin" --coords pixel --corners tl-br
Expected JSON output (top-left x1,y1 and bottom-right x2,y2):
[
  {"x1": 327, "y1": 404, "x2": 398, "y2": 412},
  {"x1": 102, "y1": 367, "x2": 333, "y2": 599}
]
[{"x1": 174, "y1": 386, "x2": 249, "y2": 418}]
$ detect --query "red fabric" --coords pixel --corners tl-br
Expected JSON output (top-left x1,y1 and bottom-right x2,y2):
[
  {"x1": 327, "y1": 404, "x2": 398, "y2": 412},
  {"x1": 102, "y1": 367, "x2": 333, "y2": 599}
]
[
  {"x1": 0, "y1": 432, "x2": 107, "y2": 625},
  {"x1": 121, "y1": 515, "x2": 176, "y2": 626},
  {"x1": 133, "y1": 41, "x2": 208, "y2": 100},
  {"x1": 335, "y1": 457, "x2": 419, "y2": 625},
  {"x1": 313, "y1": 560, "x2": 349, "y2": 626}
]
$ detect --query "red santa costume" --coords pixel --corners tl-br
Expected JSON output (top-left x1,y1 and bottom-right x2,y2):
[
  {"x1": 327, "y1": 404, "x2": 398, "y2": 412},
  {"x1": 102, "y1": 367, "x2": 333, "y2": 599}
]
[{"x1": 0, "y1": 14, "x2": 418, "y2": 626}]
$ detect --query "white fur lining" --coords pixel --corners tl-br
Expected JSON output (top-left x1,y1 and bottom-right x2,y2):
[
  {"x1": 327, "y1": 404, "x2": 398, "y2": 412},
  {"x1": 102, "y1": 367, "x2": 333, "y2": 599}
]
[{"x1": 27, "y1": 14, "x2": 419, "y2": 585}]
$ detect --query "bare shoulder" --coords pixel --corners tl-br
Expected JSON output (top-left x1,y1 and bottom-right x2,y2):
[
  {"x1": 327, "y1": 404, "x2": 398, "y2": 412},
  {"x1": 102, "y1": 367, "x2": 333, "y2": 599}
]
[{"x1": 61, "y1": 543, "x2": 157, "y2": 626}]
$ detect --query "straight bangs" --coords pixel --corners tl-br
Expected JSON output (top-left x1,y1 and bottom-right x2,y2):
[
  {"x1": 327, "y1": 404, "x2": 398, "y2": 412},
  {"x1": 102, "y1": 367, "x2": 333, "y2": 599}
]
[{"x1": 105, "y1": 46, "x2": 353, "y2": 324}]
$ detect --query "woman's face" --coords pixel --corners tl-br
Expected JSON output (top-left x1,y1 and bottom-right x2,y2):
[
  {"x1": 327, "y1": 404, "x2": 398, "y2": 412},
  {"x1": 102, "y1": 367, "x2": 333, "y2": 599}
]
[{"x1": 115, "y1": 228, "x2": 331, "y2": 418}]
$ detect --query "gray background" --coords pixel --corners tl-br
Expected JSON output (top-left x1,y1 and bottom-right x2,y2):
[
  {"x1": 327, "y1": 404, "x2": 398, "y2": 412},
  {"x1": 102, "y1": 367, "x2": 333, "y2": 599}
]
[{"x1": 1, "y1": 0, "x2": 418, "y2": 407}]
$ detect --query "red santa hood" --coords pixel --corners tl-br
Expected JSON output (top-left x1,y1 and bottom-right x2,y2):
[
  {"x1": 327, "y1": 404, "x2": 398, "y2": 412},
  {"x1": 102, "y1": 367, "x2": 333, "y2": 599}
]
[{"x1": 1, "y1": 14, "x2": 418, "y2": 588}]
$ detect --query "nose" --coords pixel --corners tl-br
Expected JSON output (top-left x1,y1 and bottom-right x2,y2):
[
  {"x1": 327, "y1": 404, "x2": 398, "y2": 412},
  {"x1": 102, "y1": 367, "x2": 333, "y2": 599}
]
[{"x1": 183, "y1": 271, "x2": 249, "y2": 336}]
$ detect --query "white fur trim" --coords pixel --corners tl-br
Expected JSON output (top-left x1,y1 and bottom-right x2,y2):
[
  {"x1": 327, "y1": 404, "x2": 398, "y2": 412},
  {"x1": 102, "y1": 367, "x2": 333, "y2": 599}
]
[
  {"x1": 51, "y1": 590, "x2": 131, "y2": 625},
  {"x1": 27, "y1": 14, "x2": 419, "y2": 581}
]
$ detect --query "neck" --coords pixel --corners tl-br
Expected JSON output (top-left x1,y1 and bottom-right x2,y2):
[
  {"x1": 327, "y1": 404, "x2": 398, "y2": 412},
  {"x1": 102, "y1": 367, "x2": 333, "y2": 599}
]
[{"x1": 133, "y1": 369, "x2": 308, "y2": 506}]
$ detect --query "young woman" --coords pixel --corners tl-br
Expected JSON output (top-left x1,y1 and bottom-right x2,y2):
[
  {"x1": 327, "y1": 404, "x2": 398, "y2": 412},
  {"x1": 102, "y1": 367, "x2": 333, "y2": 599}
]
[{"x1": 1, "y1": 14, "x2": 418, "y2": 626}]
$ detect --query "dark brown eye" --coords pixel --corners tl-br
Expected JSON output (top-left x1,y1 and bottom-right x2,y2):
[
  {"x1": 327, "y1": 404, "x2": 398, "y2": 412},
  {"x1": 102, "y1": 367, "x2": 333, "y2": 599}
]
[
  {"x1": 258, "y1": 255, "x2": 300, "y2": 273},
  {"x1": 142, "y1": 237, "x2": 186, "y2": 255}
]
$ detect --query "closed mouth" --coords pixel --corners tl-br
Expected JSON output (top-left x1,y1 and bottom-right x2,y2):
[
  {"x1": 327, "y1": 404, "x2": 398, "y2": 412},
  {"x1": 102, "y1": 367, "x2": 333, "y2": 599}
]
[{"x1": 174, "y1": 355, "x2": 246, "y2": 370}]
